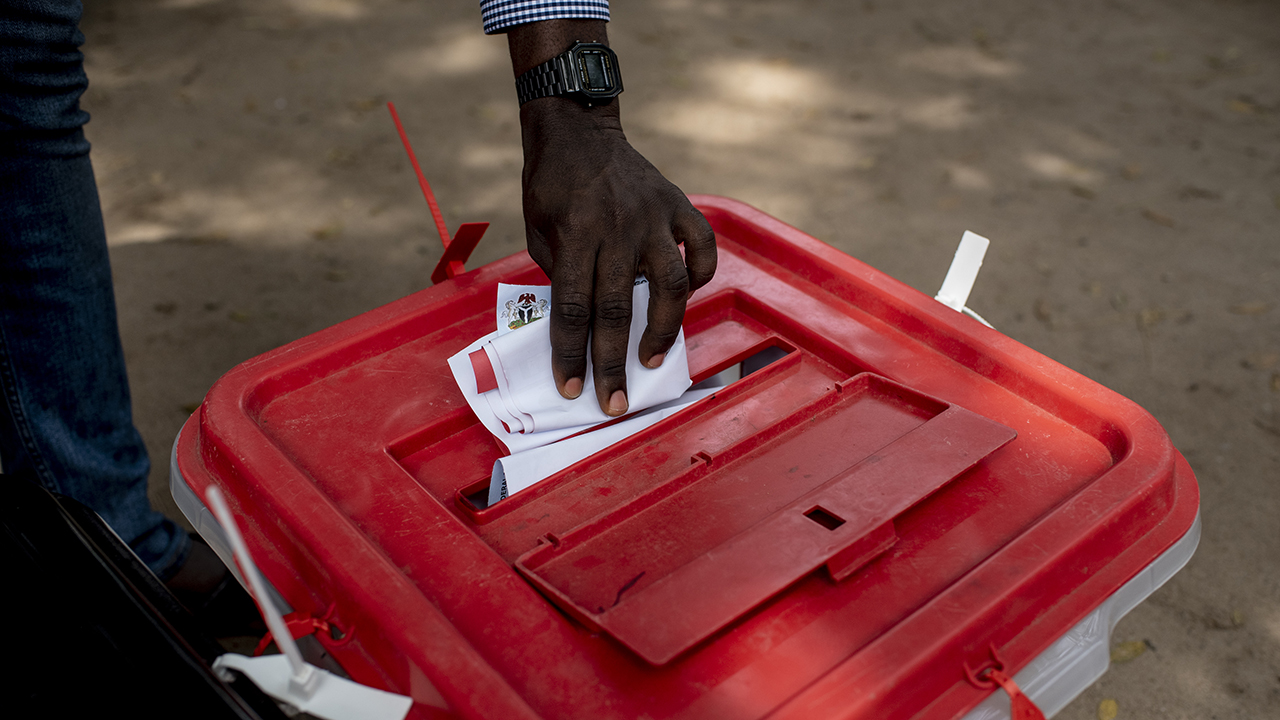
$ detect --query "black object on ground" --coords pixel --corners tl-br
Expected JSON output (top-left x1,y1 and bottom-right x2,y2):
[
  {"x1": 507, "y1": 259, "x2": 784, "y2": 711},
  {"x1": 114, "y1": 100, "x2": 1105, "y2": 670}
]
[{"x1": 1, "y1": 476, "x2": 288, "y2": 720}]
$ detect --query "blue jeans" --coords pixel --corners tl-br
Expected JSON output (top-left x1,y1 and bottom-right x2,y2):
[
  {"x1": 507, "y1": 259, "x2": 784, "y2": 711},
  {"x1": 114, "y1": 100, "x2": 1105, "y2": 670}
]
[{"x1": 1, "y1": 0, "x2": 188, "y2": 577}]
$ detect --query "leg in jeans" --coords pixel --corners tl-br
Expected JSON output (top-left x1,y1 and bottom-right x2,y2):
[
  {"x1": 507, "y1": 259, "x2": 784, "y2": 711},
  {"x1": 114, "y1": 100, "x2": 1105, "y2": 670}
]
[{"x1": 0, "y1": 0, "x2": 189, "y2": 578}]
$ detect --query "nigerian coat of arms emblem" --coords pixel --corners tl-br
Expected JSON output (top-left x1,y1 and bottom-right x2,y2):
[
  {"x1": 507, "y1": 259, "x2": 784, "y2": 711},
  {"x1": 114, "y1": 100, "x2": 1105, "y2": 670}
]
[{"x1": 501, "y1": 292, "x2": 549, "y2": 331}]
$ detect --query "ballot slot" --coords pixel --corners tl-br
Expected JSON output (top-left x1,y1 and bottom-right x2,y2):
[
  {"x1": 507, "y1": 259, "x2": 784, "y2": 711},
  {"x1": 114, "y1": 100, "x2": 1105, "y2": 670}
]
[
  {"x1": 682, "y1": 288, "x2": 870, "y2": 380},
  {"x1": 452, "y1": 338, "x2": 800, "y2": 520},
  {"x1": 690, "y1": 337, "x2": 797, "y2": 387},
  {"x1": 691, "y1": 344, "x2": 790, "y2": 389}
]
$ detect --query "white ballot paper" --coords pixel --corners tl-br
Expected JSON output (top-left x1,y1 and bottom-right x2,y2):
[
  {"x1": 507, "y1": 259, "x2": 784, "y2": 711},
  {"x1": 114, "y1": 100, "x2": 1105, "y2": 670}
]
[
  {"x1": 449, "y1": 278, "x2": 703, "y2": 502},
  {"x1": 488, "y1": 386, "x2": 720, "y2": 506},
  {"x1": 449, "y1": 278, "x2": 692, "y2": 451}
]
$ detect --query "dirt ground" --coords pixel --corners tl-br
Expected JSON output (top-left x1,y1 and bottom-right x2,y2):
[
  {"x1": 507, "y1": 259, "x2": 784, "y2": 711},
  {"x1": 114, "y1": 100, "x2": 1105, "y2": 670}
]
[{"x1": 78, "y1": 0, "x2": 1276, "y2": 717}]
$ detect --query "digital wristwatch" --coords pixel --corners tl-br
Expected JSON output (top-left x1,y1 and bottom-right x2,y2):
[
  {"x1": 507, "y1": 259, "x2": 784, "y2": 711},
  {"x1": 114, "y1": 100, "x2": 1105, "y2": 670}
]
[{"x1": 515, "y1": 41, "x2": 623, "y2": 107}]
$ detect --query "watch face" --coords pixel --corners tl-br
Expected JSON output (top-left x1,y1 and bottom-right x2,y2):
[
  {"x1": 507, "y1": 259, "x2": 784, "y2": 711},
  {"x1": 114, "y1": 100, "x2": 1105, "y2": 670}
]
[{"x1": 575, "y1": 49, "x2": 616, "y2": 94}]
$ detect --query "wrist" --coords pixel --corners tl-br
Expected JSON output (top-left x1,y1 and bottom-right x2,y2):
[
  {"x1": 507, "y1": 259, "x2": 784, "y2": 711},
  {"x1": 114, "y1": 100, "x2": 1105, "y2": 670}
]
[
  {"x1": 520, "y1": 97, "x2": 623, "y2": 155},
  {"x1": 507, "y1": 20, "x2": 608, "y2": 76},
  {"x1": 520, "y1": 95, "x2": 620, "y2": 129}
]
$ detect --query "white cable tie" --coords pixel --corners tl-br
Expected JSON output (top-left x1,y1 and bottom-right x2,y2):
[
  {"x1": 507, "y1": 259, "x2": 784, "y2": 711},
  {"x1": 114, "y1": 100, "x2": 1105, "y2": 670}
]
[
  {"x1": 935, "y1": 230, "x2": 990, "y2": 313},
  {"x1": 962, "y1": 306, "x2": 995, "y2": 328},
  {"x1": 205, "y1": 485, "x2": 413, "y2": 720},
  {"x1": 205, "y1": 485, "x2": 312, "y2": 688}
]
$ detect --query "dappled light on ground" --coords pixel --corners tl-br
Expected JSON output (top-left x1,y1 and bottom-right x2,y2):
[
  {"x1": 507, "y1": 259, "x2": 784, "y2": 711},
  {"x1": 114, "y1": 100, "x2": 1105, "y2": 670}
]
[
  {"x1": 899, "y1": 45, "x2": 1022, "y2": 79},
  {"x1": 1022, "y1": 151, "x2": 1104, "y2": 185},
  {"x1": 388, "y1": 26, "x2": 508, "y2": 80}
]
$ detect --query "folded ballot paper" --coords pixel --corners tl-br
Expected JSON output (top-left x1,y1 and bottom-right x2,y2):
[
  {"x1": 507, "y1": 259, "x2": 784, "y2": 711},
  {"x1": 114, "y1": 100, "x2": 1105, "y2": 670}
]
[
  {"x1": 488, "y1": 386, "x2": 718, "y2": 505},
  {"x1": 449, "y1": 279, "x2": 706, "y2": 504}
]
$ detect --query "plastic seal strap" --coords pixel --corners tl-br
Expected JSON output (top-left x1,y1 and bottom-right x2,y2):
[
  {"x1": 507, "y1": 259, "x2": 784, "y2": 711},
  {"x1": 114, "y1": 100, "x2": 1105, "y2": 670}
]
[
  {"x1": 986, "y1": 668, "x2": 1047, "y2": 720},
  {"x1": 963, "y1": 643, "x2": 1046, "y2": 720},
  {"x1": 386, "y1": 101, "x2": 489, "y2": 284},
  {"x1": 253, "y1": 611, "x2": 333, "y2": 657},
  {"x1": 936, "y1": 230, "x2": 994, "y2": 328},
  {"x1": 205, "y1": 485, "x2": 413, "y2": 720}
]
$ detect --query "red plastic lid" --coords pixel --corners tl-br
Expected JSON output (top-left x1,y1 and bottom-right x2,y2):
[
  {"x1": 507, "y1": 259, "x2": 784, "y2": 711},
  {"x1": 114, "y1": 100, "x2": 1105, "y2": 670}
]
[{"x1": 177, "y1": 196, "x2": 1198, "y2": 719}]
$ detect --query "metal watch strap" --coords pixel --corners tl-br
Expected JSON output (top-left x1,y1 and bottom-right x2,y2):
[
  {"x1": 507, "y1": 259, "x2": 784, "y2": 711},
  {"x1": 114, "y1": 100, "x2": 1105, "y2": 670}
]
[{"x1": 516, "y1": 56, "x2": 570, "y2": 106}]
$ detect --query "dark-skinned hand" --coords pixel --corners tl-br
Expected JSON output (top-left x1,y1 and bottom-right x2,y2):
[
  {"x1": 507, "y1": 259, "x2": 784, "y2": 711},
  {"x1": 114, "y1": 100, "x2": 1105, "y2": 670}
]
[{"x1": 508, "y1": 20, "x2": 717, "y2": 416}]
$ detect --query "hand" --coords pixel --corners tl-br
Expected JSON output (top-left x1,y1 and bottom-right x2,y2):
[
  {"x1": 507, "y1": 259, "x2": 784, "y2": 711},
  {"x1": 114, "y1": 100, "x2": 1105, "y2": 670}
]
[
  {"x1": 508, "y1": 21, "x2": 717, "y2": 416},
  {"x1": 519, "y1": 99, "x2": 716, "y2": 415}
]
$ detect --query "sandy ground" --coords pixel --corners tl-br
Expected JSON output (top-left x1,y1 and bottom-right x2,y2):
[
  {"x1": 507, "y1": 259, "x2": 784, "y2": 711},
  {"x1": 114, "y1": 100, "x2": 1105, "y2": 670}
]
[{"x1": 77, "y1": 0, "x2": 1277, "y2": 717}]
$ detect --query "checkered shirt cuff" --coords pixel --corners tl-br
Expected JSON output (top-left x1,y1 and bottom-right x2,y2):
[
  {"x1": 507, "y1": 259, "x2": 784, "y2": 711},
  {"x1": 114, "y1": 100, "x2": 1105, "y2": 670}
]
[{"x1": 480, "y1": 0, "x2": 610, "y2": 35}]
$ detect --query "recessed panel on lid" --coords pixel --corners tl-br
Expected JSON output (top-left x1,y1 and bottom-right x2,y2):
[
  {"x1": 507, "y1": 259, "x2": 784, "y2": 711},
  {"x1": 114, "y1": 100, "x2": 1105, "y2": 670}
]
[{"x1": 516, "y1": 374, "x2": 1016, "y2": 664}]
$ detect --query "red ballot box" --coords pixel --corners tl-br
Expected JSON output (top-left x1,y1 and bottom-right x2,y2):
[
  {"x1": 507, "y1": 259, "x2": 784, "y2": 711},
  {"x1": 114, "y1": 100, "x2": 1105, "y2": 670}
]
[{"x1": 171, "y1": 195, "x2": 1199, "y2": 720}]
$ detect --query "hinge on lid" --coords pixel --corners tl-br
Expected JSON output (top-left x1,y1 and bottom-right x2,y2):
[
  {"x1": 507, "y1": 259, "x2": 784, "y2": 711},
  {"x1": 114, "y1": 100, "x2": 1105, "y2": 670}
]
[
  {"x1": 691, "y1": 450, "x2": 714, "y2": 467},
  {"x1": 963, "y1": 644, "x2": 1047, "y2": 720}
]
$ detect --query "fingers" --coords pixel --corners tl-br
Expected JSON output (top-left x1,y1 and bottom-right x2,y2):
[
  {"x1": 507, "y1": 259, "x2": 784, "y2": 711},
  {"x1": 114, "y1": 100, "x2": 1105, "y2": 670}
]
[
  {"x1": 638, "y1": 238, "x2": 689, "y2": 367},
  {"x1": 524, "y1": 223, "x2": 554, "y2": 278},
  {"x1": 532, "y1": 190, "x2": 714, "y2": 416},
  {"x1": 674, "y1": 207, "x2": 717, "y2": 292},
  {"x1": 549, "y1": 253, "x2": 594, "y2": 400},
  {"x1": 591, "y1": 246, "x2": 639, "y2": 416},
  {"x1": 637, "y1": 207, "x2": 714, "y2": 367}
]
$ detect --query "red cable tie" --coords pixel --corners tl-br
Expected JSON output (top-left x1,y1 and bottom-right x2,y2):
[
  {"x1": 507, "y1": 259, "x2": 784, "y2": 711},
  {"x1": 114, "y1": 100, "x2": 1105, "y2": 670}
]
[
  {"x1": 387, "y1": 101, "x2": 451, "y2": 250},
  {"x1": 252, "y1": 611, "x2": 333, "y2": 657},
  {"x1": 986, "y1": 668, "x2": 1047, "y2": 720}
]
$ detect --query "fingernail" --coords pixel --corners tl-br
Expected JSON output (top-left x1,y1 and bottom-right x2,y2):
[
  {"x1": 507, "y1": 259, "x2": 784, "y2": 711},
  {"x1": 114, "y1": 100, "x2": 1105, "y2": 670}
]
[
  {"x1": 564, "y1": 377, "x2": 583, "y2": 399},
  {"x1": 645, "y1": 352, "x2": 666, "y2": 369},
  {"x1": 608, "y1": 390, "x2": 628, "y2": 416}
]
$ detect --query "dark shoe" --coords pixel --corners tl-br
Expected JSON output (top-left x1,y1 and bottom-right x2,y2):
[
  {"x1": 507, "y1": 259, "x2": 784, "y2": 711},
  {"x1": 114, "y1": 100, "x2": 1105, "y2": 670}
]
[{"x1": 166, "y1": 536, "x2": 265, "y2": 638}]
